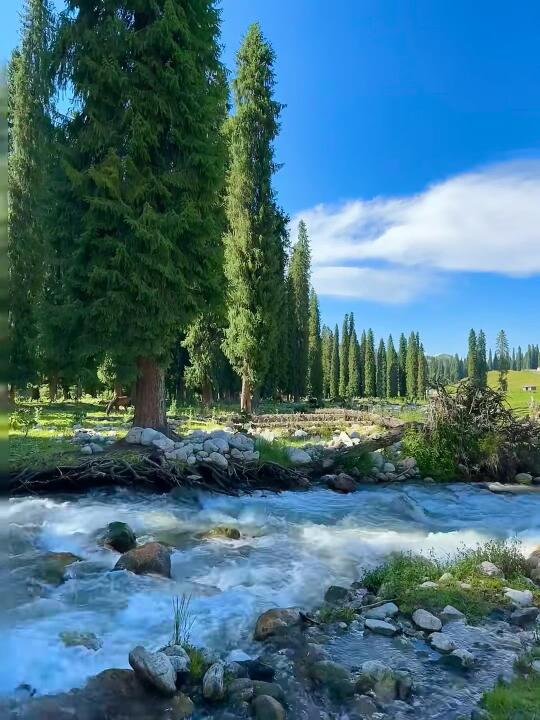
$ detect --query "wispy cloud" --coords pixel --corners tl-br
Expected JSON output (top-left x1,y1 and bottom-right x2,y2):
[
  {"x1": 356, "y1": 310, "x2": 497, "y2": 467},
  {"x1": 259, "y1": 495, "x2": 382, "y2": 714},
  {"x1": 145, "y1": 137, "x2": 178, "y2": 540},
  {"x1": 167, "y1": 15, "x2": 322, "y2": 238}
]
[{"x1": 292, "y1": 159, "x2": 540, "y2": 302}]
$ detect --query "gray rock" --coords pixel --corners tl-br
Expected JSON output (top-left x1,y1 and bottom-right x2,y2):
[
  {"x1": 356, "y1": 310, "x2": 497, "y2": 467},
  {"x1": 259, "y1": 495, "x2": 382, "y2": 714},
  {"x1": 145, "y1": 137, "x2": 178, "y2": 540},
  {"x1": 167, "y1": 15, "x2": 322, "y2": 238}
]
[
  {"x1": 252, "y1": 695, "x2": 285, "y2": 720},
  {"x1": 419, "y1": 580, "x2": 439, "y2": 588},
  {"x1": 368, "y1": 451, "x2": 385, "y2": 469},
  {"x1": 152, "y1": 437, "x2": 174, "y2": 452},
  {"x1": 114, "y1": 542, "x2": 171, "y2": 578},
  {"x1": 208, "y1": 451, "x2": 228, "y2": 469},
  {"x1": 515, "y1": 472, "x2": 533, "y2": 485},
  {"x1": 59, "y1": 631, "x2": 102, "y2": 651},
  {"x1": 440, "y1": 605, "x2": 465, "y2": 622},
  {"x1": 324, "y1": 585, "x2": 350, "y2": 604},
  {"x1": 89, "y1": 442, "x2": 104, "y2": 453},
  {"x1": 412, "y1": 609, "x2": 442, "y2": 632},
  {"x1": 212, "y1": 437, "x2": 230, "y2": 453},
  {"x1": 203, "y1": 662, "x2": 225, "y2": 701},
  {"x1": 309, "y1": 660, "x2": 355, "y2": 699},
  {"x1": 532, "y1": 660, "x2": 540, "y2": 673},
  {"x1": 140, "y1": 428, "x2": 163, "y2": 446},
  {"x1": 326, "y1": 472, "x2": 356, "y2": 493},
  {"x1": 128, "y1": 646, "x2": 177, "y2": 696},
  {"x1": 125, "y1": 427, "x2": 143, "y2": 444},
  {"x1": 228, "y1": 677, "x2": 254, "y2": 702},
  {"x1": 161, "y1": 645, "x2": 190, "y2": 673},
  {"x1": 504, "y1": 587, "x2": 533, "y2": 606},
  {"x1": 103, "y1": 521, "x2": 136, "y2": 553},
  {"x1": 203, "y1": 439, "x2": 219, "y2": 454},
  {"x1": 170, "y1": 694, "x2": 195, "y2": 719},
  {"x1": 478, "y1": 561, "x2": 503, "y2": 577},
  {"x1": 447, "y1": 647, "x2": 475, "y2": 669},
  {"x1": 438, "y1": 572, "x2": 454, "y2": 583},
  {"x1": 364, "y1": 602, "x2": 399, "y2": 620},
  {"x1": 429, "y1": 632, "x2": 456, "y2": 653},
  {"x1": 383, "y1": 462, "x2": 396, "y2": 473},
  {"x1": 252, "y1": 681, "x2": 285, "y2": 701},
  {"x1": 228, "y1": 433, "x2": 254, "y2": 452},
  {"x1": 187, "y1": 455, "x2": 197, "y2": 465},
  {"x1": 509, "y1": 606, "x2": 540, "y2": 627},
  {"x1": 351, "y1": 695, "x2": 378, "y2": 718},
  {"x1": 81, "y1": 445, "x2": 93, "y2": 455},
  {"x1": 287, "y1": 447, "x2": 312, "y2": 465},
  {"x1": 242, "y1": 450, "x2": 260, "y2": 462},
  {"x1": 364, "y1": 618, "x2": 399, "y2": 636},
  {"x1": 293, "y1": 429, "x2": 309, "y2": 438}
]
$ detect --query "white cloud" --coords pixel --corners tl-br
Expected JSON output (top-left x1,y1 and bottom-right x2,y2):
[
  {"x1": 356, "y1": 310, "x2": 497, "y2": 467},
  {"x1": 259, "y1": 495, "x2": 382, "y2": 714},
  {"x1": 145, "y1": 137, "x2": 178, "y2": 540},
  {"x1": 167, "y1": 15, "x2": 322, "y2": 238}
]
[{"x1": 293, "y1": 159, "x2": 540, "y2": 301}]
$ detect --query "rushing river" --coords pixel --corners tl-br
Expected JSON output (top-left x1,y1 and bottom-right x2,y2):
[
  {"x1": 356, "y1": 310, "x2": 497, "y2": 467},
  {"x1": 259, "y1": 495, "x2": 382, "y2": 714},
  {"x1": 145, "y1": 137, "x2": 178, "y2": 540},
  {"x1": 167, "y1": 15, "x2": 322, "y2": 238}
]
[{"x1": 2, "y1": 483, "x2": 540, "y2": 701}]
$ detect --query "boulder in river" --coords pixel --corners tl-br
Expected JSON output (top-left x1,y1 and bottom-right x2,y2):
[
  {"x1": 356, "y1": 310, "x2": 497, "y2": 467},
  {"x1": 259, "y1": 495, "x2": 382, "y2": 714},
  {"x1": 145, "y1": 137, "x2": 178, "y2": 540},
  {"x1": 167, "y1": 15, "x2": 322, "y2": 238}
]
[
  {"x1": 509, "y1": 606, "x2": 540, "y2": 627},
  {"x1": 37, "y1": 551, "x2": 82, "y2": 585},
  {"x1": 324, "y1": 585, "x2": 350, "y2": 604},
  {"x1": 364, "y1": 601, "x2": 399, "y2": 620},
  {"x1": 515, "y1": 472, "x2": 533, "y2": 485},
  {"x1": 161, "y1": 644, "x2": 190, "y2": 673},
  {"x1": 201, "y1": 525, "x2": 241, "y2": 540},
  {"x1": 103, "y1": 521, "x2": 136, "y2": 553},
  {"x1": 429, "y1": 632, "x2": 456, "y2": 653},
  {"x1": 59, "y1": 631, "x2": 102, "y2": 651},
  {"x1": 326, "y1": 473, "x2": 356, "y2": 493},
  {"x1": 364, "y1": 618, "x2": 399, "y2": 636},
  {"x1": 202, "y1": 662, "x2": 225, "y2": 701},
  {"x1": 440, "y1": 605, "x2": 465, "y2": 622},
  {"x1": 114, "y1": 542, "x2": 171, "y2": 578},
  {"x1": 253, "y1": 607, "x2": 302, "y2": 640},
  {"x1": 503, "y1": 587, "x2": 533, "y2": 607},
  {"x1": 252, "y1": 694, "x2": 285, "y2": 720},
  {"x1": 309, "y1": 660, "x2": 355, "y2": 700},
  {"x1": 412, "y1": 608, "x2": 442, "y2": 632},
  {"x1": 128, "y1": 646, "x2": 177, "y2": 696}
]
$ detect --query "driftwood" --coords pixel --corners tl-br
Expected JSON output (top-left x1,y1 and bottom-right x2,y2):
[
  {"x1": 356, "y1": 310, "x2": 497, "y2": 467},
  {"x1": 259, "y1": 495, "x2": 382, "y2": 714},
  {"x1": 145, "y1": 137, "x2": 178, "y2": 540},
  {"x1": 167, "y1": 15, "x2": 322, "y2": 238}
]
[{"x1": 3, "y1": 454, "x2": 310, "y2": 498}]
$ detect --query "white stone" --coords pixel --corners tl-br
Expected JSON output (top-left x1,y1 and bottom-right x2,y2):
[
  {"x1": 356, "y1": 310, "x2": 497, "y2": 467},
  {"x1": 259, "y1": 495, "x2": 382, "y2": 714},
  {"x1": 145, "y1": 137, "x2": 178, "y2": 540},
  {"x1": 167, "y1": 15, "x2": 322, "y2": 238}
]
[
  {"x1": 532, "y1": 660, "x2": 540, "y2": 673},
  {"x1": 125, "y1": 427, "x2": 144, "y2": 444},
  {"x1": 203, "y1": 439, "x2": 219, "y2": 454},
  {"x1": 161, "y1": 644, "x2": 190, "y2": 673},
  {"x1": 140, "y1": 428, "x2": 162, "y2": 446},
  {"x1": 412, "y1": 609, "x2": 442, "y2": 632},
  {"x1": 419, "y1": 581, "x2": 439, "y2": 588},
  {"x1": 450, "y1": 648, "x2": 475, "y2": 668},
  {"x1": 293, "y1": 429, "x2": 309, "y2": 438},
  {"x1": 228, "y1": 433, "x2": 254, "y2": 452},
  {"x1": 287, "y1": 447, "x2": 312, "y2": 465},
  {"x1": 153, "y1": 437, "x2": 175, "y2": 452},
  {"x1": 81, "y1": 444, "x2": 93, "y2": 455},
  {"x1": 478, "y1": 561, "x2": 503, "y2": 577},
  {"x1": 439, "y1": 573, "x2": 454, "y2": 583},
  {"x1": 429, "y1": 632, "x2": 456, "y2": 653},
  {"x1": 209, "y1": 452, "x2": 228, "y2": 469},
  {"x1": 226, "y1": 649, "x2": 252, "y2": 663},
  {"x1": 129, "y1": 646, "x2": 176, "y2": 696},
  {"x1": 364, "y1": 618, "x2": 399, "y2": 636},
  {"x1": 364, "y1": 602, "x2": 399, "y2": 620},
  {"x1": 212, "y1": 438, "x2": 230, "y2": 453},
  {"x1": 339, "y1": 431, "x2": 353, "y2": 446},
  {"x1": 440, "y1": 605, "x2": 465, "y2": 622},
  {"x1": 383, "y1": 462, "x2": 396, "y2": 473},
  {"x1": 503, "y1": 588, "x2": 533, "y2": 607},
  {"x1": 202, "y1": 662, "x2": 225, "y2": 701}
]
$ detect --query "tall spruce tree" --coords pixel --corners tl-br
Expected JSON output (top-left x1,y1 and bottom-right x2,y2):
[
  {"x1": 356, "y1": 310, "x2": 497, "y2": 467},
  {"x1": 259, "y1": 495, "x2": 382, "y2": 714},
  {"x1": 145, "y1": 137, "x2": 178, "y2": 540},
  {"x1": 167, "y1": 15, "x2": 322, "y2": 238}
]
[
  {"x1": 406, "y1": 332, "x2": 418, "y2": 398},
  {"x1": 358, "y1": 329, "x2": 366, "y2": 396},
  {"x1": 467, "y1": 329, "x2": 477, "y2": 382},
  {"x1": 364, "y1": 329, "x2": 376, "y2": 397},
  {"x1": 223, "y1": 23, "x2": 285, "y2": 413},
  {"x1": 288, "y1": 220, "x2": 311, "y2": 399},
  {"x1": 321, "y1": 325, "x2": 332, "y2": 398},
  {"x1": 307, "y1": 288, "x2": 323, "y2": 398},
  {"x1": 376, "y1": 338, "x2": 387, "y2": 398},
  {"x1": 398, "y1": 333, "x2": 408, "y2": 397},
  {"x1": 386, "y1": 334, "x2": 399, "y2": 397},
  {"x1": 8, "y1": 0, "x2": 54, "y2": 394},
  {"x1": 496, "y1": 329, "x2": 510, "y2": 392},
  {"x1": 58, "y1": 0, "x2": 227, "y2": 429},
  {"x1": 329, "y1": 324, "x2": 340, "y2": 398},
  {"x1": 348, "y1": 329, "x2": 360, "y2": 397},
  {"x1": 339, "y1": 313, "x2": 350, "y2": 397},
  {"x1": 417, "y1": 343, "x2": 428, "y2": 398},
  {"x1": 476, "y1": 330, "x2": 487, "y2": 387}
]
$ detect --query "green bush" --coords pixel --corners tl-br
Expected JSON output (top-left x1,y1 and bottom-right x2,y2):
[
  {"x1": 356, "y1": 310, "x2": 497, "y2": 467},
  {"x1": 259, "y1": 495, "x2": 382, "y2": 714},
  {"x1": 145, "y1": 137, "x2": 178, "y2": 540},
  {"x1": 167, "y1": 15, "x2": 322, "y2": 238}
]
[
  {"x1": 401, "y1": 426, "x2": 457, "y2": 481},
  {"x1": 340, "y1": 450, "x2": 372, "y2": 476},
  {"x1": 450, "y1": 538, "x2": 529, "y2": 581}
]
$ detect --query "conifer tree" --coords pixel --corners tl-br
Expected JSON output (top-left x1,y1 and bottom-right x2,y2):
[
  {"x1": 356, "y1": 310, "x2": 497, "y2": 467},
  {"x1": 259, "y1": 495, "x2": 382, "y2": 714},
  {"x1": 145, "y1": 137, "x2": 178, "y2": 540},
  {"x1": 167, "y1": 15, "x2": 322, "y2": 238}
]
[
  {"x1": 406, "y1": 332, "x2": 418, "y2": 398},
  {"x1": 321, "y1": 325, "x2": 333, "y2": 398},
  {"x1": 467, "y1": 329, "x2": 477, "y2": 382},
  {"x1": 307, "y1": 289, "x2": 323, "y2": 398},
  {"x1": 348, "y1": 329, "x2": 360, "y2": 397},
  {"x1": 8, "y1": 0, "x2": 54, "y2": 393},
  {"x1": 496, "y1": 329, "x2": 510, "y2": 392},
  {"x1": 417, "y1": 343, "x2": 428, "y2": 398},
  {"x1": 358, "y1": 329, "x2": 366, "y2": 396},
  {"x1": 376, "y1": 338, "x2": 387, "y2": 398},
  {"x1": 288, "y1": 220, "x2": 311, "y2": 399},
  {"x1": 329, "y1": 324, "x2": 340, "y2": 398},
  {"x1": 182, "y1": 314, "x2": 223, "y2": 405},
  {"x1": 386, "y1": 335, "x2": 399, "y2": 397},
  {"x1": 398, "y1": 333, "x2": 408, "y2": 397},
  {"x1": 58, "y1": 0, "x2": 227, "y2": 429},
  {"x1": 476, "y1": 330, "x2": 487, "y2": 387},
  {"x1": 339, "y1": 313, "x2": 350, "y2": 397},
  {"x1": 364, "y1": 329, "x2": 376, "y2": 397},
  {"x1": 222, "y1": 23, "x2": 285, "y2": 413}
]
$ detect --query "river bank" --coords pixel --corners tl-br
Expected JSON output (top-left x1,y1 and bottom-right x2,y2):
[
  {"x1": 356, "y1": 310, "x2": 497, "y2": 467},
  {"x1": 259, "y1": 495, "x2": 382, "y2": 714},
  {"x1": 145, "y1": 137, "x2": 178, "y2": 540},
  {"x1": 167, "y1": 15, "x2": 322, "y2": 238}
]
[{"x1": 2, "y1": 482, "x2": 540, "y2": 718}]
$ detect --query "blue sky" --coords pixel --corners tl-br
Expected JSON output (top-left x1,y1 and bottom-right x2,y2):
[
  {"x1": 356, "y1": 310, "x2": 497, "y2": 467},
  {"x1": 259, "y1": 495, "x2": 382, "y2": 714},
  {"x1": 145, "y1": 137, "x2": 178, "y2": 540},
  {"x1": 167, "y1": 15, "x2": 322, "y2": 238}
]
[{"x1": 3, "y1": 0, "x2": 540, "y2": 356}]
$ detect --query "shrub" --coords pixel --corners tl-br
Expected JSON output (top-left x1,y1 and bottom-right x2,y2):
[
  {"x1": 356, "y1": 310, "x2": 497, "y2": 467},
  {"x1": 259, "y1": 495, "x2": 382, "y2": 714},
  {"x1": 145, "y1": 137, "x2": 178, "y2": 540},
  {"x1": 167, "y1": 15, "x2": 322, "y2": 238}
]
[
  {"x1": 450, "y1": 538, "x2": 529, "y2": 581},
  {"x1": 10, "y1": 406, "x2": 41, "y2": 437},
  {"x1": 340, "y1": 450, "x2": 372, "y2": 476},
  {"x1": 318, "y1": 606, "x2": 357, "y2": 624},
  {"x1": 402, "y1": 426, "x2": 457, "y2": 480}
]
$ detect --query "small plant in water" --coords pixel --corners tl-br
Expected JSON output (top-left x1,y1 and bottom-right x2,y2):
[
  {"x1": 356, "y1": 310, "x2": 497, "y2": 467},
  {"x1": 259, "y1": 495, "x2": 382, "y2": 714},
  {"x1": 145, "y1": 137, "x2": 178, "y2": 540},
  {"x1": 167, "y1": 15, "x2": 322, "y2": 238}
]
[{"x1": 171, "y1": 594, "x2": 196, "y2": 647}]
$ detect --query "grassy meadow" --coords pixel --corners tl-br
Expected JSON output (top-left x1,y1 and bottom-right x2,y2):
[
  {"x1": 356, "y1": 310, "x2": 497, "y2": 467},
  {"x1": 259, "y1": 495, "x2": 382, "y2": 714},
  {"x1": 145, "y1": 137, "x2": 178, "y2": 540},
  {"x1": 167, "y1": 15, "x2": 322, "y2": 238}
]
[{"x1": 487, "y1": 369, "x2": 539, "y2": 416}]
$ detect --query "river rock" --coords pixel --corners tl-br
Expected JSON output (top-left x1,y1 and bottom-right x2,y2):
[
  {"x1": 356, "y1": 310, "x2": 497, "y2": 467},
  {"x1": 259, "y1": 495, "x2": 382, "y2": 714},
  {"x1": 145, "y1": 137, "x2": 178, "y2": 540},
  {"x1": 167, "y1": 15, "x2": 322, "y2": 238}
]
[
  {"x1": 287, "y1": 447, "x2": 312, "y2": 465},
  {"x1": 140, "y1": 428, "x2": 163, "y2": 446},
  {"x1": 324, "y1": 585, "x2": 350, "y2": 604},
  {"x1": 228, "y1": 677, "x2": 254, "y2": 702},
  {"x1": 161, "y1": 645, "x2": 190, "y2": 673},
  {"x1": 37, "y1": 551, "x2": 82, "y2": 585},
  {"x1": 252, "y1": 681, "x2": 285, "y2": 701},
  {"x1": 114, "y1": 542, "x2": 171, "y2": 578},
  {"x1": 203, "y1": 439, "x2": 219, "y2": 454},
  {"x1": 203, "y1": 662, "x2": 225, "y2": 701},
  {"x1": 252, "y1": 695, "x2": 285, "y2": 720},
  {"x1": 504, "y1": 587, "x2": 533, "y2": 606},
  {"x1": 440, "y1": 605, "x2": 465, "y2": 622},
  {"x1": 208, "y1": 451, "x2": 228, "y2": 469},
  {"x1": 383, "y1": 462, "x2": 396, "y2": 473},
  {"x1": 412, "y1": 609, "x2": 442, "y2": 632},
  {"x1": 368, "y1": 451, "x2": 385, "y2": 469},
  {"x1": 228, "y1": 433, "x2": 254, "y2": 452},
  {"x1": 429, "y1": 632, "x2": 456, "y2": 653},
  {"x1": 351, "y1": 695, "x2": 378, "y2": 718},
  {"x1": 326, "y1": 473, "x2": 356, "y2": 493},
  {"x1": 243, "y1": 450, "x2": 260, "y2": 462},
  {"x1": 446, "y1": 647, "x2": 476, "y2": 669},
  {"x1": 254, "y1": 608, "x2": 302, "y2": 640},
  {"x1": 59, "y1": 631, "x2": 102, "y2": 651},
  {"x1": 364, "y1": 602, "x2": 399, "y2": 620},
  {"x1": 419, "y1": 580, "x2": 439, "y2": 588},
  {"x1": 202, "y1": 526, "x2": 241, "y2": 540},
  {"x1": 527, "y1": 547, "x2": 540, "y2": 570},
  {"x1": 309, "y1": 660, "x2": 355, "y2": 699},
  {"x1": 364, "y1": 618, "x2": 399, "y2": 636},
  {"x1": 515, "y1": 472, "x2": 533, "y2": 485},
  {"x1": 478, "y1": 561, "x2": 503, "y2": 577},
  {"x1": 128, "y1": 646, "x2": 177, "y2": 696},
  {"x1": 356, "y1": 661, "x2": 406, "y2": 703},
  {"x1": 171, "y1": 693, "x2": 195, "y2": 719},
  {"x1": 125, "y1": 426, "x2": 144, "y2": 444},
  {"x1": 509, "y1": 606, "x2": 540, "y2": 626},
  {"x1": 238, "y1": 659, "x2": 275, "y2": 681},
  {"x1": 103, "y1": 521, "x2": 137, "y2": 553},
  {"x1": 81, "y1": 444, "x2": 93, "y2": 455}
]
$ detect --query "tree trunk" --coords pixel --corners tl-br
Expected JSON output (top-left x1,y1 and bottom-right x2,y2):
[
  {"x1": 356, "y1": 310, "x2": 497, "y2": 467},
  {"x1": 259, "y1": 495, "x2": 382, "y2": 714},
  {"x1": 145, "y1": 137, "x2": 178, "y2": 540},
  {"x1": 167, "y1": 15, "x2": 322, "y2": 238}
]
[
  {"x1": 114, "y1": 380, "x2": 123, "y2": 398},
  {"x1": 133, "y1": 357, "x2": 167, "y2": 432},
  {"x1": 240, "y1": 374, "x2": 252, "y2": 414},
  {"x1": 201, "y1": 376, "x2": 213, "y2": 406},
  {"x1": 62, "y1": 384, "x2": 70, "y2": 400}
]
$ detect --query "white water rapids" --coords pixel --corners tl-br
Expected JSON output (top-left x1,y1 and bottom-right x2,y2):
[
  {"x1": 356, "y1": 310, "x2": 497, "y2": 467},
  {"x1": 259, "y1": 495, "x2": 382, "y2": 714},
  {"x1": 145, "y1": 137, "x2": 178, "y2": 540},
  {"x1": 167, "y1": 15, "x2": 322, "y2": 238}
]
[{"x1": 2, "y1": 483, "x2": 540, "y2": 698}]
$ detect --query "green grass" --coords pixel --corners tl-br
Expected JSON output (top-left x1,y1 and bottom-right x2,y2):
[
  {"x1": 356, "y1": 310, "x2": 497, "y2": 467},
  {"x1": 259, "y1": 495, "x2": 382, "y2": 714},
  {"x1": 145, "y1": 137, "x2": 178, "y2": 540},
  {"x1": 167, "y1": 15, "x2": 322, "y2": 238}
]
[
  {"x1": 254, "y1": 436, "x2": 293, "y2": 466},
  {"x1": 339, "y1": 449, "x2": 373, "y2": 475},
  {"x1": 487, "y1": 369, "x2": 539, "y2": 417},
  {"x1": 481, "y1": 674, "x2": 540, "y2": 719},
  {"x1": 360, "y1": 539, "x2": 539, "y2": 624},
  {"x1": 318, "y1": 606, "x2": 358, "y2": 624}
]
